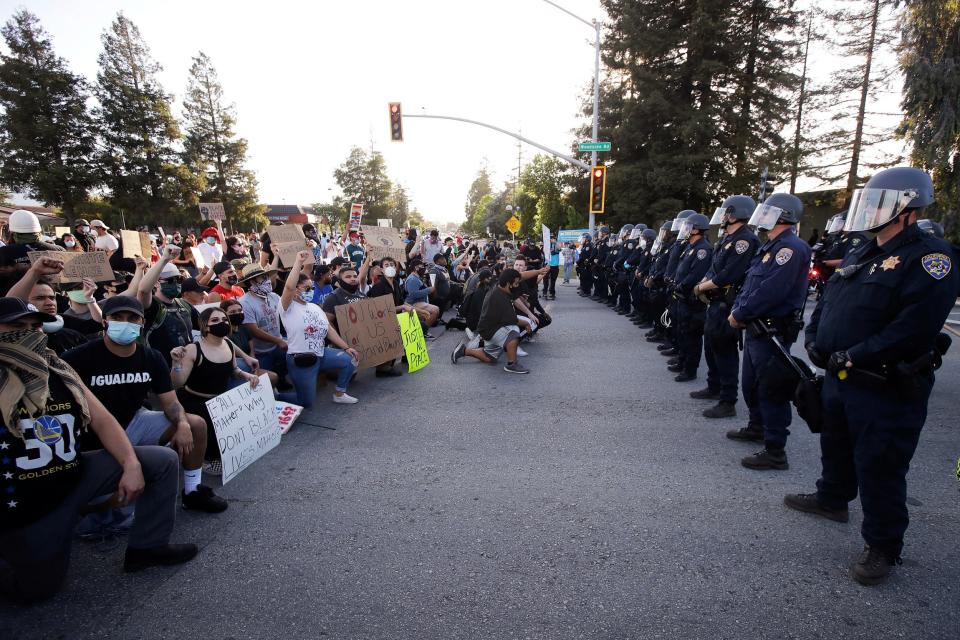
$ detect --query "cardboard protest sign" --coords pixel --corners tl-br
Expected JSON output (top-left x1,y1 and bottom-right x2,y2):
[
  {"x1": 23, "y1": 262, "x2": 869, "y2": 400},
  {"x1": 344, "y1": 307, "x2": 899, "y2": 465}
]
[
  {"x1": 349, "y1": 203, "x2": 363, "y2": 230},
  {"x1": 361, "y1": 226, "x2": 407, "y2": 263},
  {"x1": 28, "y1": 250, "x2": 115, "y2": 283},
  {"x1": 267, "y1": 224, "x2": 305, "y2": 245},
  {"x1": 334, "y1": 295, "x2": 404, "y2": 369},
  {"x1": 398, "y1": 310, "x2": 430, "y2": 373},
  {"x1": 199, "y1": 202, "x2": 226, "y2": 222},
  {"x1": 206, "y1": 374, "x2": 280, "y2": 484},
  {"x1": 121, "y1": 230, "x2": 152, "y2": 259},
  {"x1": 275, "y1": 401, "x2": 304, "y2": 435},
  {"x1": 273, "y1": 240, "x2": 314, "y2": 268},
  {"x1": 54, "y1": 226, "x2": 70, "y2": 238}
]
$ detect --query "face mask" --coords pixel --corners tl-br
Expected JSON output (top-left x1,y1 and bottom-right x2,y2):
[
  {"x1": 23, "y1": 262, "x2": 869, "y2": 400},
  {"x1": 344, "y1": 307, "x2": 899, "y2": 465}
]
[
  {"x1": 42, "y1": 315, "x2": 65, "y2": 334},
  {"x1": 226, "y1": 275, "x2": 238, "y2": 286},
  {"x1": 251, "y1": 280, "x2": 272, "y2": 296},
  {"x1": 106, "y1": 320, "x2": 141, "y2": 345},
  {"x1": 207, "y1": 322, "x2": 231, "y2": 338},
  {"x1": 228, "y1": 312, "x2": 244, "y2": 326},
  {"x1": 383, "y1": 266, "x2": 397, "y2": 278},
  {"x1": 68, "y1": 290, "x2": 90, "y2": 304},
  {"x1": 65, "y1": 240, "x2": 76, "y2": 248},
  {"x1": 159, "y1": 282, "x2": 182, "y2": 298},
  {"x1": 205, "y1": 236, "x2": 217, "y2": 245},
  {"x1": 339, "y1": 281, "x2": 358, "y2": 294},
  {"x1": 81, "y1": 226, "x2": 91, "y2": 234},
  {"x1": 299, "y1": 290, "x2": 312, "y2": 303}
]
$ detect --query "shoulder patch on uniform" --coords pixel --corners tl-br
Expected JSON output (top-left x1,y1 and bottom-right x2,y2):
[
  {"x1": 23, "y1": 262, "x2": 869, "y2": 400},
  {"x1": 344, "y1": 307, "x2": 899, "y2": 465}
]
[
  {"x1": 921, "y1": 253, "x2": 952, "y2": 280},
  {"x1": 775, "y1": 247, "x2": 793, "y2": 265},
  {"x1": 735, "y1": 240, "x2": 749, "y2": 254},
  {"x1": 696, "y1": 248, "x2": 707, "y2": 260}
]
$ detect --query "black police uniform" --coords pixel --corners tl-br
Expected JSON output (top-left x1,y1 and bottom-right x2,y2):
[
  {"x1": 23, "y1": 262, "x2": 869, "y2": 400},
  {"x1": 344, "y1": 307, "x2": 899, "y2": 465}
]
[
  {"x1": 730, "y1": 228, "x2": 811, "y2": 450},
  {"x1": 702, "y1": 225, "x2": 760, "y2": 404},
  {"x1": 593, "y1": 239, "x2": 611, "y2": 299},
  {"x1": 663, "y1": 239, "x2": 687, "y2": 349},
  {"x1": 806, "y1": 223, "x2": 958, "y2": 560},
  {"x1": 673, "y1": 236, "x2": 713, "y2": 377},
  {"x1": 577, "y1": 240, "x2": 595, "y2": 295},
  {"x1": 645, "y1": 241, "x2": 675, "y2": 337}
]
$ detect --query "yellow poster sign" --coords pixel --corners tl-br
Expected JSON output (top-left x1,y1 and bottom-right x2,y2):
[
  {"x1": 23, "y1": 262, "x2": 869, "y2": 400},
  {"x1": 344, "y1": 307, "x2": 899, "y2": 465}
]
[{"x1": 397, "y1": 310, "x2": 430, "y2": 373}]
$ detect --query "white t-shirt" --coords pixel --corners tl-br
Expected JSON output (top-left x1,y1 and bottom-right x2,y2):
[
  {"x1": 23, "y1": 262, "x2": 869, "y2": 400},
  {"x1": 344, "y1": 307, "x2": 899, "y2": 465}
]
[
  {"x1": 196, "y1": 241, "x2": 223, "y2": 269},
  {"x1": 281, "y1": 299, "x2": 329, "y2": 356},
  {"x1": 95, "y1": 233, "x2": 119, "y2": 252}
]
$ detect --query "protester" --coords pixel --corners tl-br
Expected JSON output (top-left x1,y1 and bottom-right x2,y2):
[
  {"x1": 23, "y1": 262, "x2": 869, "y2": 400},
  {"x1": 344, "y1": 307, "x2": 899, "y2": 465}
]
[
  {"x1": 451, "y1": 268, "x2": 528, "y2": 374},
  {"x1": 344, "y1": 230, "x2": 365, "y2": 269},
  {"x1": 238, "y1": 262, "x2": 287, "y2": 376},
  {"x1": 0, "y1": 296, "x2": 196, "y2": 602},
  {"x1": 196, "y1": 227, "x2": 223, "y2": 270},
  {"x1": 209, "y1": 261, "x2": 245, "y2": 300},
  {"x1": 309, "y1": 263, "x2": 335, "y2": 306},
  {"x1": 137, "y1": 246, "x2": 199, "y2": 367},
  {"x1": 58, "y1": 233, "x2": 84, "y2": 253},
  {"x1": 72, "y1": 219, "x2": 96, "y2": 252},
  {"x1": 561, "y1": 242, "x2": 575, "y2": 283},
  {"x1": 403, "y1": 258, "x2": 439, "y2": 336},
  {"x1": 172, "y1": 239, "x2": 198, "y2": 277},
  {"x1": 224, "y1": 236, "x2": 249, "y2": 263}
]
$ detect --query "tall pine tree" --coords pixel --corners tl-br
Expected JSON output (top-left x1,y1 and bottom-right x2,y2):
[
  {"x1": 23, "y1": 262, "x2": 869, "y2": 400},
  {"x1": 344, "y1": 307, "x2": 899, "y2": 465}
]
[
  {"x1": 897, "y1": 0, "x2": 959, "y2": 240},
  {"x1": 0, "y1": 10, "x2": 97, "y2": 217},
  {"x1": 95, "y1": 13, "x2": 189, "y2": 225},
  {"x1": 182, "y1": 51, "x2": 263, "y2": 232}
]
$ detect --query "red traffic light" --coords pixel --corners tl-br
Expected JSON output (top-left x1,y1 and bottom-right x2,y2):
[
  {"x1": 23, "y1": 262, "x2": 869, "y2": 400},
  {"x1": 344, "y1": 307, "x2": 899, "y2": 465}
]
[
  {"x1": 388, "y1": 102, "x2": 403, "y2": 142},
  {"x1": 594, "y1": 169, "x2": 603, "y2": 178},
  {"x1": 589, "y1": 165, "x2": 607, "y2": 214}
]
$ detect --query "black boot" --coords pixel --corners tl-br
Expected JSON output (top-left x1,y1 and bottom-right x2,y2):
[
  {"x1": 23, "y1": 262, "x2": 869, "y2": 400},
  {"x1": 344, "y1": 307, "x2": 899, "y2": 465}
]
[
  {"x1": 124, "y1": 543, "x2": 199, "y2": 573},
  {"x1": 703, "y1": 402, "x2": 736, "y2": 419},
  {"x1": 689, "y1": 387, "x2": 720, "y2": 400},
  {"x1": 783, "y1": 493, "x2": 849, "y2": 523},
  {"x1": 741, "y1": 447, "x2": 789, "y2": 470},
  {"x1": 674, "y1": 371, "x2": 696, "y2": 382},
  {"x1": 667, "y1": 364, "x2": 684, "y2": 373},
  {"x1": 726, "y1": 423, "x2": 764, "y2": 442},
  {"x1": 852, "y1": 545, "x2": 899, "y2": 586}
]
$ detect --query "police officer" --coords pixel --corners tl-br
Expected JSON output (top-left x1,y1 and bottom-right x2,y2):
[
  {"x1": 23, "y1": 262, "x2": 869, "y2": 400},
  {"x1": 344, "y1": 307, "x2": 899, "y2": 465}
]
[
  {"x1": 644, "y1": 222, "x2": 675, "y2": 342},
  {"x1": 658, "y1": 211, "x2": 697, "y2": 359},
  {"x1": 577, "y1": 234, "x2": 595, "y2": 296},
  {"x1": 591, "y1": 226, "x2": 612, "y2": 301},
  {"x1": 821, "y1": 199, "x2": 868, "y2": 272},
  {"x1": 669, "y1": 213, "x2": 713, "y2": 382},
  {"x1": 629, "y1": 228, "x2": 657, "y2": 324},
  {"x1": 612, "y1": 224, "x2": 635, "y2": 312},
  {"x1": 690, "y1": 196, "x2": 760, "y2": 417},
  {"x1": 725, "y1": 193, "x2": 811, "y2": 470},
  {"x1": 785, "y1": 167, "x2": 958, "y2": 586}
]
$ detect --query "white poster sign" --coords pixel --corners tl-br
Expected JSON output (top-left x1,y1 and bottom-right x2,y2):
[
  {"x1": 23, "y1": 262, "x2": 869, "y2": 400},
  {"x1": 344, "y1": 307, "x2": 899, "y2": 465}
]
[
  {"x1": 541, "y1": 224, "x2": 551, "y2": 267},
  {"x1": 206, "y1": 374, "x2": 280, "y2": 484}
]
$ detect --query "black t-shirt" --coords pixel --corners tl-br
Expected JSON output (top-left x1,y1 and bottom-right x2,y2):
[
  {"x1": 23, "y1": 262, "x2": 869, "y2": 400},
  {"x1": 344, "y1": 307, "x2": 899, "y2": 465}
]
[
  {"x1": 63, "y1": 312, "x2": 103, "y2": 337},
  {"x1": 321, "y1": 287, "x2": 366, "y2": 329},
  {"x1": 368, "y1": 278, "x2": 403, "y2": 307},
  {"x1": 145, "y1": 298, "x2": 199, "y2": 366},
  {"x1": 0, "y1": 375, "x2": 85, "y2": 532},
  {"x1": 0, "y1": 241, "x2": 63, "y2": 295},
  {"x1": 46, "y1": 326, "x2": 89, "y2": 355},
  {"x1": 64, "y1": 339, "x2": 173, "y2": 449}
]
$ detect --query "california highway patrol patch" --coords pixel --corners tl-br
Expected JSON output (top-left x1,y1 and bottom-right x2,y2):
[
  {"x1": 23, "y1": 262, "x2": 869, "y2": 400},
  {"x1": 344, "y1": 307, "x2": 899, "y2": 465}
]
[
  {"x1": 921, "y1": 253, "x2": 951, "y2": 280},
  {"x1": 735, "y1": 240, "x2": 749, "y2": 254},
  {"x1": 775, "y1": 247, "x2": 793, "y2": 265},
  {"x1": 696, "y1": 249, "x2": 707, "y2": 260}
]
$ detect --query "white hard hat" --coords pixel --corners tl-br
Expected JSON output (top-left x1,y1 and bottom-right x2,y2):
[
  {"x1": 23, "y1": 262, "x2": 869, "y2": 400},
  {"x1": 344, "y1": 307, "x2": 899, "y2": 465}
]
[{"x1": 8, "y1": 209, "x2": 41, "y2": 233}]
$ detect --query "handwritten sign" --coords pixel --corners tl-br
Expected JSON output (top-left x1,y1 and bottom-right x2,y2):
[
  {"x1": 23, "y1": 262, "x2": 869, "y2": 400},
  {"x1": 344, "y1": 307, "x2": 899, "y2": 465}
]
[
  {"x1": 398, "y1": 310, "x2": 430, "y2": 373},
  {"x1": 273, "y1": 240, "x2": 314, "y2": 268},
  {"x1": 361, "y1": 226, "x2": 407, "y2": 264},
  {"x1": 275, "y1": 401, "x2": 304, "y2": 435},
  {"x1": 349, "y1": 203, "x2": 363, "y2": 230},
  {"x1": 199, "y1": 202, "x2": 226, "y2": 222},
  {"x1": 267, "y1": 224, "x2": 305, "y2": 246},
  {"x1": 28, "y1": 250, "x2": 115, "y2": 283},
  {"x1": 54, "y1": 226, "x2": 70, "y2": 238},
  {"x1": 334, "y1": 295, "x2": 404, "y2": 369},
  {"x1": 206, "y1": 374, "x2": 280, "y2": 484},
  {"x1": 121, "y1": 229, "x2": 152, "y2": 259}
]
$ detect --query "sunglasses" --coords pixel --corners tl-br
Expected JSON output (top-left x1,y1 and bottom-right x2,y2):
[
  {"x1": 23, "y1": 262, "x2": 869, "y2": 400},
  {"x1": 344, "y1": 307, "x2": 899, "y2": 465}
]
[{"x1": 161, "y1": 277, "x2": 184, "y2": 284}]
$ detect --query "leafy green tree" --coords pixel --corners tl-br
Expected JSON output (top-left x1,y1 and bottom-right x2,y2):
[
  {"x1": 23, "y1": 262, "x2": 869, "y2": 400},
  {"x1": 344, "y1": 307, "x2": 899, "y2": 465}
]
[
  {"x1": 463, "y1": 164, "x2": 492, "y2": 234},
  {"x1": 897, "y1": 0, "x2": 959, "y2": 240},
  {"x1": 333, "y1": 146, "x2": 393, "y2": 225},
  {"x1": 95, "y1": 12, "x2": 191, "y2": 226},
  {"x1": 182, "y1": 51, "x2": 264, "y2": 232},
  {"x1": 518, "y1": 155, "x2": 568, "y2": 234},
  {"x1": 387, "y1": 184, "x2": 410, "y2": 227},
  {"x1": 0, "y1": 10, "x2": 97, "y2": 218}
]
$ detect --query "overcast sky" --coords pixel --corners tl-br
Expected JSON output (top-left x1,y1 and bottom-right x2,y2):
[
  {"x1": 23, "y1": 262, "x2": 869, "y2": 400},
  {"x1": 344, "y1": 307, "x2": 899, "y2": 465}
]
[{"x1": 3, "y1": 0, "x2": 905, "y2": 224}]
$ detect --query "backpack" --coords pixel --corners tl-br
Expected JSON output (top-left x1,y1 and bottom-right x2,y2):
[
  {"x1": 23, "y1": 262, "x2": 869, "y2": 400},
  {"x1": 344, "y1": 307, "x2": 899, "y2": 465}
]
[{"x1": 142, "y1": 298, "x2": 194, "y2": 347}]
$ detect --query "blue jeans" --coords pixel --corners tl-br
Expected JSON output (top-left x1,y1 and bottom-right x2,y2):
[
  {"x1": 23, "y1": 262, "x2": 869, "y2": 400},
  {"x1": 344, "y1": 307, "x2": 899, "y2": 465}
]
[
  {"x1": 563, "y1": 263, "x2": 573, "y2": 281},
  {"x1": 285, "y1": 349, "x2": 356, "y2": 408}
]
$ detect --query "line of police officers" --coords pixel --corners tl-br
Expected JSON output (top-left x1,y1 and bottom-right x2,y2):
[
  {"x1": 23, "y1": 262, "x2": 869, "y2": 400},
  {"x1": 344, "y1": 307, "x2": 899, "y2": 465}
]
[{"x1": 575, "y1": 167, "x2": 958, "y2": 586}]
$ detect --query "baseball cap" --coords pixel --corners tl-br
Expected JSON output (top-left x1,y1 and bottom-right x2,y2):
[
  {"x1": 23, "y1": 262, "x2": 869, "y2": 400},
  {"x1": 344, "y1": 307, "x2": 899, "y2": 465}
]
[
  {"x1": 0, "y1": 297, "x2": 56, "y2": 324},
  {"x1": 100, "y1": 295, "x2": 145, "y2": 319},
  {"x1": 90, "y1": 220, "x2": 109, "y2": 230},
  {"x1": 213, "y1": 261, "x2": 233, "y2": 275},
  {"x1": 159, "y1": 263, "x2": 181, "y2": 279},
  {"x1": 182, "y1": 278, "x2": 209, "y2": 294},
  {"x1": 74, "y1": 219, "x2": 90, "y2": 227}
]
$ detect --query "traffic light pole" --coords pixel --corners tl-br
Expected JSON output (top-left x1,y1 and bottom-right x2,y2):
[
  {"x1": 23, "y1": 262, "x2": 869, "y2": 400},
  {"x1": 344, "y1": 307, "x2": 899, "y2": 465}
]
[{"x1": 403, "y1": 114, "x2": 590, "y2": 171}]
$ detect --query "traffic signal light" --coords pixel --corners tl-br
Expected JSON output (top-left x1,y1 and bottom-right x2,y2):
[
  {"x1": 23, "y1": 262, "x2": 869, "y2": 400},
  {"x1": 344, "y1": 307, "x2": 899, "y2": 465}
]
[
  {"x1": 389, "y1": 102, "x2": 403, "y2": 142},
  {"x1": 589, "y1": 165, "x2": 607, "y2": 214}
]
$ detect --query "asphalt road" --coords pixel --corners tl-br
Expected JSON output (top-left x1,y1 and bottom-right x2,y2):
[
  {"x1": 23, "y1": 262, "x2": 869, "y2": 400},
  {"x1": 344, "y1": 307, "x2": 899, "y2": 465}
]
[{"x1": 3, "y1": 281, "x2": 959, "y2": 639}]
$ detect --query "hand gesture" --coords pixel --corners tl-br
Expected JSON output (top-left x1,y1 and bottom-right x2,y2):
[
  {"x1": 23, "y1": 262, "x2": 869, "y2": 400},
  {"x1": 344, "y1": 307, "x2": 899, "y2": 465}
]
[
  {"x1": 297, "y1": 250, "x2": 312, "y2": 264},
  {"x1": 81, "y1": 278, "x2": 96, "y2": 300},
  {"x1": 163, "y1": 245, "x2": 182, "y2": 262},
  {"x1": 246, "y1": 373, "x2": 260, "y2": 389},
  {"x1": 134, "y1": 255, "x2": 149, "y2": 272},
  {"x1": 170, "y1": 346, "x2": 186, "y2": 364},
  {"x1": 30, "y1": 256, "x2": 64, "y2": 277}
]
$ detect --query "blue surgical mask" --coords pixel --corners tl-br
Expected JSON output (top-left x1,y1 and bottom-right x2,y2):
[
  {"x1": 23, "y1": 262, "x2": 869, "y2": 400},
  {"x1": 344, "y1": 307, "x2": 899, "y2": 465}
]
[
  {"x1": 299, "y1": 289, "x2": 312, "y2": 303},
  {"x1": 106, "y1": 321, "x2": 141, "y2": 345},
  {"x1": 205, "y1": 236, "x2": 217, "y2": 245}
]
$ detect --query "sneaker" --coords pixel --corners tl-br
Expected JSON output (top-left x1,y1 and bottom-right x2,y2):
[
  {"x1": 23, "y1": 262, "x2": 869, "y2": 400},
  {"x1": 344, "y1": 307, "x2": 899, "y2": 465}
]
[
  {"x1": 852, "y1": 545, "x2": 898, "y2": 586},
  {"x1": 332, "y1": 393, "x2": 359, "y2": 404},
  {"x1": 503, "y1": 362, "x2": 530, "y2": 374},
  {"x1": 726, "y1": 424, "x2": 764, "y2": 442},
  {"x1": 451, "y1": 341, "x2": 466, "y2": 364},
  {"x1": 690, "y1": 387, "x2": 721, "y2": 400},
  {"x1": 124, "y1": 543, "x2": 198, "y2": 573},
  {"x1": 182, "y1": 485, "x2": 229, "y2": 513},
  {"x1": 202, "y1": 460, "x2": 222, "y2": 477},
  {"x1": 783, "y1": 493, "x2": 849, "y2": 523},
  {"x1": 703, "y1": 402, "x2": 736, "y2": 419},
  {"x1": 517, "y1": 347, "x2": 529, "y2": 357},
  {"x1": 741, "y1": 447, "x2": 789, "y2": 470}
]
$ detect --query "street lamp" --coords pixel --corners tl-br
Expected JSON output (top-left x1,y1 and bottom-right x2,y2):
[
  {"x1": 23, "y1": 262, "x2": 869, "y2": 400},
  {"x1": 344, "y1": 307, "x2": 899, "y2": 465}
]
[{"x1": 541, "y1": 0, "x2": 601, "y2": 236}]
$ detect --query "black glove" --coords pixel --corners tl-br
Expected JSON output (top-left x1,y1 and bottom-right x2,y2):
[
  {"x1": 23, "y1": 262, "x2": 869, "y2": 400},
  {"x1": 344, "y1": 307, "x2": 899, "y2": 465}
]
[
  {"x1": 827, "y1": 350, "x2": 851, "y2": 376},
  {"x1": 805, "y1": 343, "x2": 828, "y2": 369}
]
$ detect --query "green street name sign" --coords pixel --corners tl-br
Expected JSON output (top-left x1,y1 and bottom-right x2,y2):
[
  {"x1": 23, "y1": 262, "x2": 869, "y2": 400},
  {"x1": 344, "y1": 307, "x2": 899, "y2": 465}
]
[{"x1": 579, "y1": 141, "x2": 611, "y2": 152}]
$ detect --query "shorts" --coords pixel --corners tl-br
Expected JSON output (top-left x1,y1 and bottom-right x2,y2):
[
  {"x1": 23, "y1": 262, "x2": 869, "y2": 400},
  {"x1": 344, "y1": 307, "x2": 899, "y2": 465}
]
[
  {"x1": 125, "y1": 408, "x2": 173, "y2": 446},
  {"x1": 482, "y1": 326, "x2": 520, "y2": 360}
]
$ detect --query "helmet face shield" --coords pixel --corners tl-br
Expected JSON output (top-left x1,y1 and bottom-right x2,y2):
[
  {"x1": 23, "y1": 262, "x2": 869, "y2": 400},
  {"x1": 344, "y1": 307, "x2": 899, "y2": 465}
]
[
  {"x1": 651, "y1": 238, "x2": 663, "y2": 255},
  {"x1": 710, "y1": 207, "x2": 727, "y2": 226},
  {"x1": 670, "y1": 217, "x2": 683, "y2": 232},
  {"x1": 677, "y1": 220, "x2": 693, "y2": 242},
  {"x1": 748, "y1": 204, "x2": 786, "y2": 231},
  {"x1": 844, "y1": 187, "x2": 919, "y2": 232},
  {"x1": 826, "y1": 214, "x2": 845, "y2": 234}
]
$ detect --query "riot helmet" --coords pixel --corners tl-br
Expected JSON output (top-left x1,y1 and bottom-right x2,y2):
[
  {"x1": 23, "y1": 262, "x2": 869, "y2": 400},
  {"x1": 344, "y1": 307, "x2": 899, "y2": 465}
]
[
  {"x1": 670, "y1": 210, "x2": 696, "y2": 232},
  {"x1": 710, "y1": 195, "x2": 757, "y2": 226},
  {"x1": 677, "y1": 213, "x2": 710, "y2": 241},
  {"x1": 843, "y1": 167, "x2": 934, "y2": 232},
  {"x1": 826, "y1": 214, "x2": 846, "y2": 235},
  {"x1": 917, "y1": 218, "x2": 945, "y2": 238},
  {"x1": 748, "y1": 193, "x2": 803, "y2": 230}
]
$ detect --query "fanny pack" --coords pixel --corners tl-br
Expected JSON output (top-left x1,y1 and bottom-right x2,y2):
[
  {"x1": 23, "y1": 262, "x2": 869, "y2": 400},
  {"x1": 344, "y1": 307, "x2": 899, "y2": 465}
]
[{"x1": 292, "y1": 352, "x2": 318, "y2": 367}]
